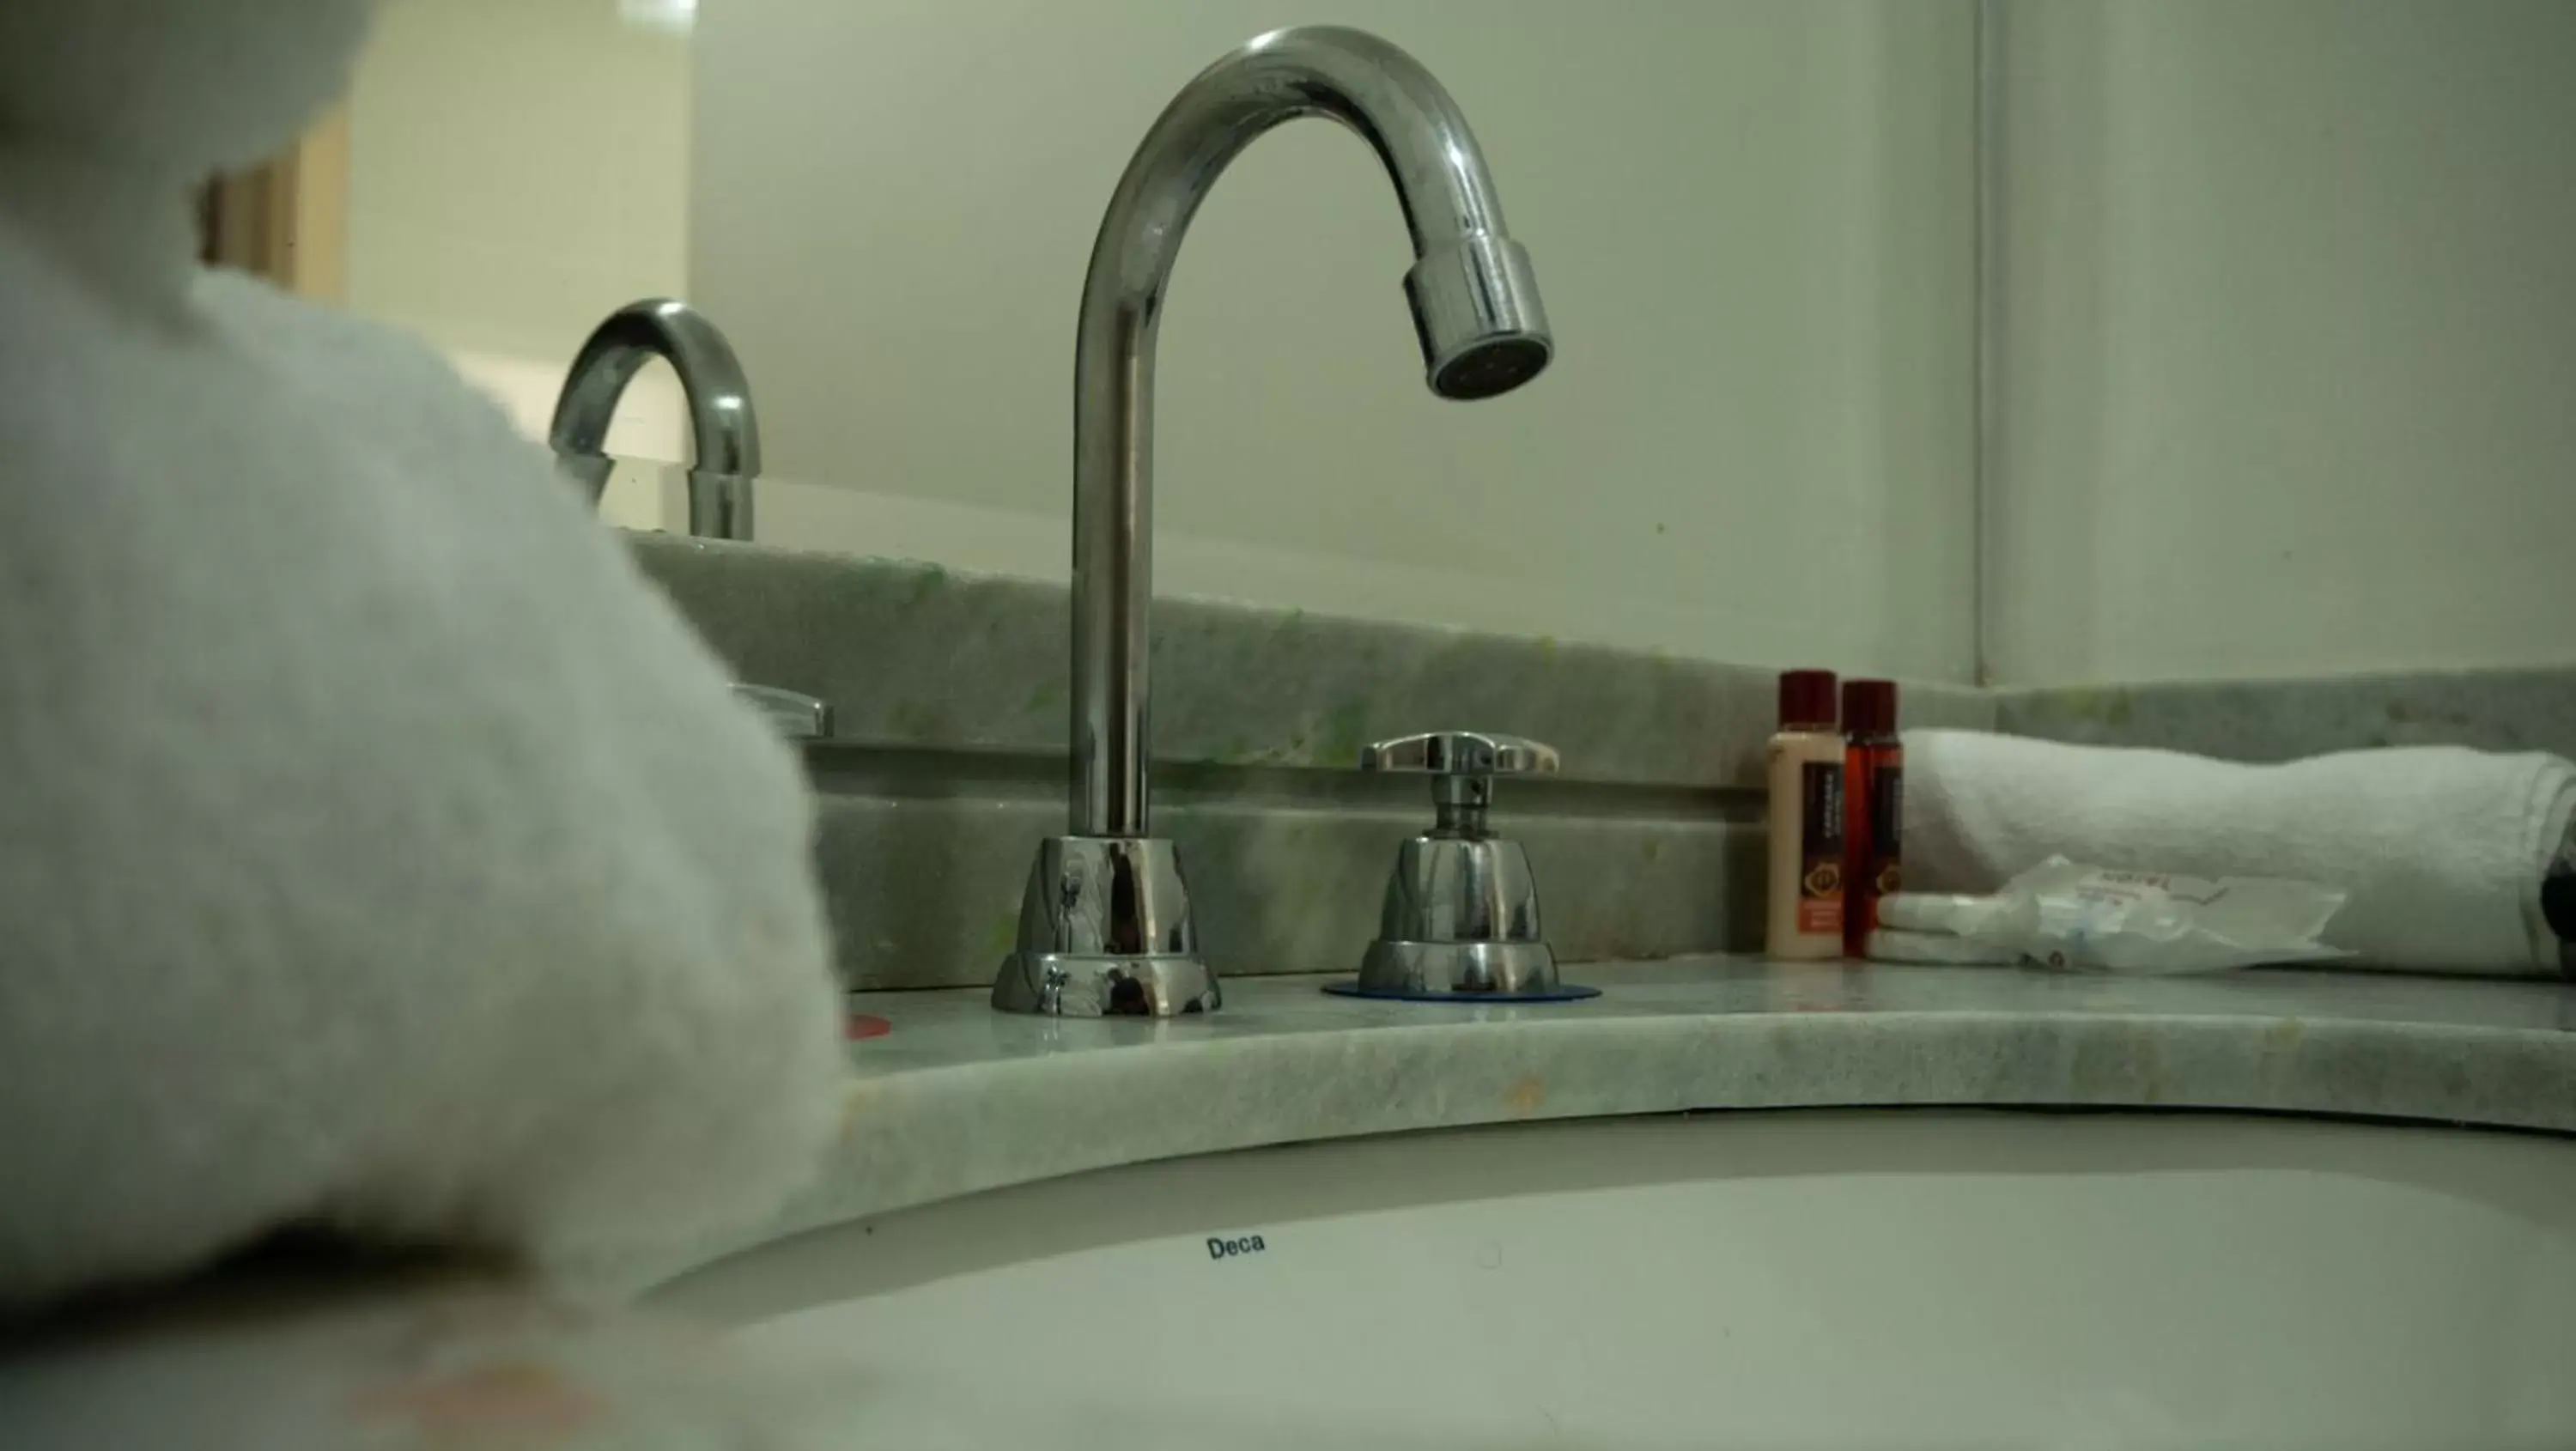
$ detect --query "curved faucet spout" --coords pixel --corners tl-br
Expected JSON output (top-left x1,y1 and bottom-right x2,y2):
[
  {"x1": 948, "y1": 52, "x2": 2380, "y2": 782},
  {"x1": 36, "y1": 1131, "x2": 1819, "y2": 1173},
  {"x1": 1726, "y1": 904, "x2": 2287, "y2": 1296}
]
[
  {"x1": 550, "y1": 299, "x2": 762, "y2": 541},
  {"x1": 1072, "y1": 25, "x2": 1552, "y2": 838}
]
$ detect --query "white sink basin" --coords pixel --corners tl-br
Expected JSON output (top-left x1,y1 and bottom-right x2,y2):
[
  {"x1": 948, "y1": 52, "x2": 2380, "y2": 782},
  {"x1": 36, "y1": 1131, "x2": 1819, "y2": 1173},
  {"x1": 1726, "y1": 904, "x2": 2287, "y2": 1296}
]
[{"x1": 657, "y1": 1110, "x2": 2576, "y2": 1449}]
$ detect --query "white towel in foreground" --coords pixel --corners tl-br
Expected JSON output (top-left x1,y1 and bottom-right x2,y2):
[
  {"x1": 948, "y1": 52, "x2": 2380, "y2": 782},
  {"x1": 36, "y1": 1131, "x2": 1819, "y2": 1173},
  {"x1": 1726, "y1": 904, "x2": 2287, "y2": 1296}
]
[
  {"x1": 1903, "y1": 730, "x2": 2576, "y2": 974},
  {"x1": 0, "y1": 0, "x2": 842, "y2": 1310}
]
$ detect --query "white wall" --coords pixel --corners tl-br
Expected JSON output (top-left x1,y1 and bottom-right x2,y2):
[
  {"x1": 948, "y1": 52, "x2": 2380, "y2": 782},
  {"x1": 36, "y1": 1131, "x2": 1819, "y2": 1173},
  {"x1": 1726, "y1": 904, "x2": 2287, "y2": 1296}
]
[
  {"x1": 1987, "y1": 0, "x2": 2576, "y2": 685},
  {"x1": 693, "y1": 0, "x2": 1978, "y2": 681},
  {"x1": 344, "y1": 0, "x2": 694, "y2": 530}
]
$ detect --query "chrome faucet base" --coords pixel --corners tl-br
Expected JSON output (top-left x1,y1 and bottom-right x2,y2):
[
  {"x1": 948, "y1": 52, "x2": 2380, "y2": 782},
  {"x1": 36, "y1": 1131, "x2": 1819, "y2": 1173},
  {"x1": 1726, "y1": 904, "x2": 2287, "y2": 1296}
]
[
  {"x1": 1358, "y1": 938, "x2": 1559, "y2": 997},
  {"x1": 994, "y1": 835, "x2": 1218, "y2": 1017}
]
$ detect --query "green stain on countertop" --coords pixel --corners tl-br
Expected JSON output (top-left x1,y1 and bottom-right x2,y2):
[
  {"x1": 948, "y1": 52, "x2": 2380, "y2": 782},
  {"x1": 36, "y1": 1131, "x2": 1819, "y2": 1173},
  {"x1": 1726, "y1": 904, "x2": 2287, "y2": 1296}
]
[
  {"x1": 900, "y1": 563, "x2": 949, "y2": 607},
  {"x1": 1315, "y1": 701, "x2": 1371, "y2": 766},
  {"x1": 2049, "y1": 686, "x2": 2135, "y2": 727}
]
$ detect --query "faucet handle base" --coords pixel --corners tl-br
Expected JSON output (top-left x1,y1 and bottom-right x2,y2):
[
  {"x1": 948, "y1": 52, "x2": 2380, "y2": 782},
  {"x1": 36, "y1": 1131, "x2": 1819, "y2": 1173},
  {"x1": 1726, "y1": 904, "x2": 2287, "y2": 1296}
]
[
  {"x1": 992, "y1": 835, "x2": 1219, "y2": 1016},
  {"x1": 1358, "y1": 938, "x2": 1560, "y2": 997},
  {"x1": 993, "y1": 950, "x2": 1219, "y2": 1017}
]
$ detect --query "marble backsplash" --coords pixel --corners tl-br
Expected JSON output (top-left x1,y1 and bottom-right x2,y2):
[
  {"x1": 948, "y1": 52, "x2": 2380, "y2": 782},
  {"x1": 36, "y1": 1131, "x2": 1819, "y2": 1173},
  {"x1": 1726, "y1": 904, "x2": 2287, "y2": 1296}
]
[
  {"x1": 2000, "y1": 669, "x2": 2576, "y2": 765},
  {"x1": 631, "y1": 535, "x2": 2576, "y2": 990},
  {"x1": 630, "y1": 535, "x2": 1990, "y2": 988},
  {"x1": 630, "y1": 537, "x2": 1995, "y2": 790},
  {"x1": 801, "y1": 750, "x2": 1757, "y2": 991}
]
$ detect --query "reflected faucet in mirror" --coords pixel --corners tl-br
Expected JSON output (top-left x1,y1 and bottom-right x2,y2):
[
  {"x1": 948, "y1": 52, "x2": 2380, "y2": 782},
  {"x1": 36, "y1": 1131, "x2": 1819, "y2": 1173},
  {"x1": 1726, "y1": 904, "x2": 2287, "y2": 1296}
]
[
  {"x1": 552, "y1": 300, "x2": 830, "y2": 743},
  {"x1": 992, "y1": 25, "x2": 1553, "y2": 1017},
  {"x1": 550, "y1": 298, "x2": 762, "y2": 543}
]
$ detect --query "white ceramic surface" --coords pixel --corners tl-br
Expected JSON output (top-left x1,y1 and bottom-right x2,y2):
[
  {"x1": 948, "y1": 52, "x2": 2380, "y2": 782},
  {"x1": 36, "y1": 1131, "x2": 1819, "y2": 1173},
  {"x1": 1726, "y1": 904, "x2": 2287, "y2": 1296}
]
[
  {"x1": 662, "y1": 1110, "x2": 2576, "y2": 1450},
  {"x1": 593, "y1": 961, "x2": 2576, "y2": 1293}
]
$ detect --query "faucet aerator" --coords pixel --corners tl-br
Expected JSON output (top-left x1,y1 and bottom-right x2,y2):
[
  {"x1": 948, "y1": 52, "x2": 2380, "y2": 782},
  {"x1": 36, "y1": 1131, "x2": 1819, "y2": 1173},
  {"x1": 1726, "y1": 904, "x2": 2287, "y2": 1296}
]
[{"x1": 1405, "y1": 231, "x2": 1552, "y2": 400}]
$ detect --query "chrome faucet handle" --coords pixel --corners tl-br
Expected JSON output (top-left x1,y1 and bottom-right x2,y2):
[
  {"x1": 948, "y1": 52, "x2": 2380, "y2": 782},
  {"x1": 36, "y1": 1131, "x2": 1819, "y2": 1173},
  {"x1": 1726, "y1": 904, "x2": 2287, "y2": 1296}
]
[
  {"x1": 731, "y1": 683, "x2": 832, "y2": 742},
  {"x1": 1358, "y1": 731, "x2": 1562, "y2": 995},
  {"x1": 1360, "y1": 730, "x2": 1558, "y2": 776},
  {"x1": 1361, "y1": 731, "x2": 1558, "y2": 840}
]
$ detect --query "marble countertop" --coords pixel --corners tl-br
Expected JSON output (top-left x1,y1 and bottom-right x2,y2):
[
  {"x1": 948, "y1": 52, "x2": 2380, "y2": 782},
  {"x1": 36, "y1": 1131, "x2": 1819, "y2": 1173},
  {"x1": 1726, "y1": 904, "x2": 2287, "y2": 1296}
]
[
  {"x1": 37, "y1": 961, "x2": 2574, "y2": 1448},
  {"x1": 626, "y1": 956, "x2": 2576, "y2": 1289}
]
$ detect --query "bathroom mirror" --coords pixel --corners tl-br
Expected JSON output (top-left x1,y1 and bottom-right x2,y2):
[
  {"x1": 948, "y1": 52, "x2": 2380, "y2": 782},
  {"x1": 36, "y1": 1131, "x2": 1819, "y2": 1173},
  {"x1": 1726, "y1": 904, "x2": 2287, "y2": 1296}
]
[
  {"x1": 224, "y1": 0, "x2": 2573, "y2": 693},
  {"x1": 209, "y1": 0, "x2": 702, "y2": 529}
]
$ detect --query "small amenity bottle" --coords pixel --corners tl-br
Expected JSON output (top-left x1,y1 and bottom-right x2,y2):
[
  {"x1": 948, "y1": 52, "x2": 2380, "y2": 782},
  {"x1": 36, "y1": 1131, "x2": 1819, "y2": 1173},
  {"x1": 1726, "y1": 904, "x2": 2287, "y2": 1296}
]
[
  {"x1": 1841, "y1": 679, "x2": 1903, "y2": 957},
  {"x1": 1765, "y1": 669, "x2": 1844, "y2": 958}
]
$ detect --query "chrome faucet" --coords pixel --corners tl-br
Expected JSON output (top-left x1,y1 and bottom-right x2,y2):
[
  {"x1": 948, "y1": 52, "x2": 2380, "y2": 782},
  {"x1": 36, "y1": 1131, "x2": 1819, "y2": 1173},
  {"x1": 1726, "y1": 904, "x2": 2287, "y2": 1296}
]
[
  {"x1": 553, "y1": 300, "x2": 831, "y2": 743},
  {"x1": 550, "y1": 299, "x2": 762, "y2": 543},
  {"x1": 993, "y1": 26, "x2": 1553, "y2": 1017}
]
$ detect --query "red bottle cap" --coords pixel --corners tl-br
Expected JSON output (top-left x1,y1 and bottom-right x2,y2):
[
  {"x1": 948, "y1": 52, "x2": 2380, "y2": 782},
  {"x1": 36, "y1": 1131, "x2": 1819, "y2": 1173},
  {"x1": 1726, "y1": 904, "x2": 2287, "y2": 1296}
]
[
  {"x1": 1777, "y1": 669, "x2": 1838, "y2": 731},
  {"x1": 1843, "y1": 678, "x2": 1899, "y2": 737}
]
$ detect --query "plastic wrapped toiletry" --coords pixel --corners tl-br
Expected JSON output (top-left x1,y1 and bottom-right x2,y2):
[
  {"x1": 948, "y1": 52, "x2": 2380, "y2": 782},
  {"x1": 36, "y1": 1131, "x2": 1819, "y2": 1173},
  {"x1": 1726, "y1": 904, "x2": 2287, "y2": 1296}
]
[
  {"x1": 1874, "y1": 856, "x2": 2350, "y2": 974},
  {"x1": 1862, "y1": 927, "x2": 2020, "y2": 966}
]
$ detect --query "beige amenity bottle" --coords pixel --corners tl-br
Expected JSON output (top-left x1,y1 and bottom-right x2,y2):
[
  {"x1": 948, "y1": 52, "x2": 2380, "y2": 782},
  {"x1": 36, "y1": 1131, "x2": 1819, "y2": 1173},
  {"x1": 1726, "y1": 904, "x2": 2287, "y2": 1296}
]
[{"x1": 1765, "y1": 669, "x2": 1845, "y2": 958}]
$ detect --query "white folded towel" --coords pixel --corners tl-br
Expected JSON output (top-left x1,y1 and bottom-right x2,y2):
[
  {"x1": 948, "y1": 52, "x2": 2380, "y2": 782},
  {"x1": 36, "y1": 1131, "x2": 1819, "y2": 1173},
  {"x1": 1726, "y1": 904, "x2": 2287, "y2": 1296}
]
[
  {"x1": 1904, "y1": 730, "x2": 2576, "y2": 974},
  {"x1": 0, "y1": 1, "x2": 842, "y2": 1310}
]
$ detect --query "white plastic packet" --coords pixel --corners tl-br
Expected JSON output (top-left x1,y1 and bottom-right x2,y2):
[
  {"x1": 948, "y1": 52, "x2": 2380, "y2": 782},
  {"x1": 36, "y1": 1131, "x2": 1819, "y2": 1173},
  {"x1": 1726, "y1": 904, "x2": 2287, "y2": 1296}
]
[{"x1": 1875, "y1": 856, "x2": 2350, "y2": 974}]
